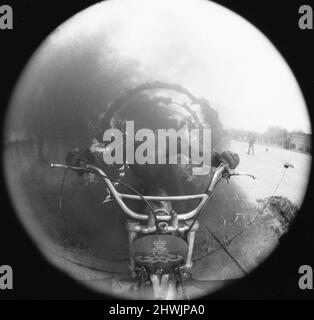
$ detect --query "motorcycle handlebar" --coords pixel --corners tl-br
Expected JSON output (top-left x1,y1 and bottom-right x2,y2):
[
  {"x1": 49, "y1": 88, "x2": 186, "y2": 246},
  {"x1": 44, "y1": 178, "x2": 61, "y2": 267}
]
[{"x1": 50, "y1": 163, "x2": 255, "y2": 221}]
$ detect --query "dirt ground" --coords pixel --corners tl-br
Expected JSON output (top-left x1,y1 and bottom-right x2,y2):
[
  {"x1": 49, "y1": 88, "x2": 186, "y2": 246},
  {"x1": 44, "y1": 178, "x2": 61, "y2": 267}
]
[{"x1": 229, "y1": 140, "x2": 311, "y2": 206}]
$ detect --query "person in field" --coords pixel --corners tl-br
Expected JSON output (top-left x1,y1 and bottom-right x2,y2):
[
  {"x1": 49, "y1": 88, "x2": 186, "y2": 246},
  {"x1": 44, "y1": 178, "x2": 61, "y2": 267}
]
[{"x1": 247, "y1": 134, "x2": 256, "y2": 155}]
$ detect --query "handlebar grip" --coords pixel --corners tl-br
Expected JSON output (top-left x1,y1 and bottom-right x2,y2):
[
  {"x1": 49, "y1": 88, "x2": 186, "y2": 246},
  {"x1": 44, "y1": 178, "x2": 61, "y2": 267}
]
[{"x1": 51, "y1": 163, "x2": 67, "y2": 168}]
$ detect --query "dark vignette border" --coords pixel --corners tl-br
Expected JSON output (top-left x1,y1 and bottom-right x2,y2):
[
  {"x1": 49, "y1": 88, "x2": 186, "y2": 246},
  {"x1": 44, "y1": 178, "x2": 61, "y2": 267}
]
[{"x1": 0, "y1": 0, "x2": 313, "y2": 300}]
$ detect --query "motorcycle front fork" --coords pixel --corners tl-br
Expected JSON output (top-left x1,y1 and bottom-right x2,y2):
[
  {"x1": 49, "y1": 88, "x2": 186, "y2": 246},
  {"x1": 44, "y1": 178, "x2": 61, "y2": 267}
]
[{"x1": 136, "y1": 265, "x2": 188, "y2": 300}]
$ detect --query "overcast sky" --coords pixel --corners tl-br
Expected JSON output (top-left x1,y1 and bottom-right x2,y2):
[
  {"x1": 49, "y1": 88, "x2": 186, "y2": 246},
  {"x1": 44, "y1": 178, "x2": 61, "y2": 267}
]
[{"x1": 31, "y1": 0, "x2": 312, "y2": 134}]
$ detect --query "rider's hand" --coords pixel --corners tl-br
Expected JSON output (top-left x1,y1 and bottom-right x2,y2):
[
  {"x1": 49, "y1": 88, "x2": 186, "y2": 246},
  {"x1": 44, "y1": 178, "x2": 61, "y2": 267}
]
[
  {"x1": 219, "y1": 151, "x2": 240, "y2": 170},
  {"x1": 65, "y1": 149, "x2": 95, "y2": 176},
  {"x1": 65, "y1": 150, "x2": 80, "y2": 166}
]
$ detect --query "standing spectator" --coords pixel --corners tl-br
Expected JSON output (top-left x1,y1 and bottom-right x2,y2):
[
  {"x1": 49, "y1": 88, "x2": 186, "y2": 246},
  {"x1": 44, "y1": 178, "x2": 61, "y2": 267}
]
[{"x1": 247, "y1": 134, "x2": 256, "y2": 155}]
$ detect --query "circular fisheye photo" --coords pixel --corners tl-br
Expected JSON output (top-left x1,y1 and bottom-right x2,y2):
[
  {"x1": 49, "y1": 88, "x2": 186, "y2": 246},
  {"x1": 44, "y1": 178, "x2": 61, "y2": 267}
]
[{"x1": 3, "y1": 0, "x2": 312, "y2": 299}]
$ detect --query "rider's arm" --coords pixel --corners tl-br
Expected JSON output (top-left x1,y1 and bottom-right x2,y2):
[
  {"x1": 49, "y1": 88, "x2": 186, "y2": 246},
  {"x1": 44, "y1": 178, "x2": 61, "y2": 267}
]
[
  {"x1": 65, "y1": 148, "x2": 95, "y2": 165},
  {"x1": 176, "y1": 137, "x2": 240, "y2": 170},
  {"x1": 66, "y1": 139, "x2": 240, "y2": 172}
]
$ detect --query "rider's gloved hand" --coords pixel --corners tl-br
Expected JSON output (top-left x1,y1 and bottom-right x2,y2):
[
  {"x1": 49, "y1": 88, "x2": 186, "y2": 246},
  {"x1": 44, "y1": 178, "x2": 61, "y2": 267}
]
[
  {"x1": 65, "y1": 150, "x2": 80, "y2": 166},
  {"x1": 219, "y1": 151, "x2": 240, "y2": 170},
  {"x1": 65, "y1": 148, "x2": 95, "y2": 176}
]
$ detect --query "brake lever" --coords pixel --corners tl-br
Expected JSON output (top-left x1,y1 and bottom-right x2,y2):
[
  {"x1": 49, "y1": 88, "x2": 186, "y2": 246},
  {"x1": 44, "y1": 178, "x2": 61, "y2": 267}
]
[{"x1": 229, "y1": 171, "x2": 256, "y2": 180}]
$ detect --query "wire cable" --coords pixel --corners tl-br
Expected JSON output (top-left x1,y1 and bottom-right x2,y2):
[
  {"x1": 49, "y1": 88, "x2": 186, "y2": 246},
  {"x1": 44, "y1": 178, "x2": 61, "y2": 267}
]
[
  {"x1": 205, "y1": 225, "x2": 248, "y2": 275},
  {"x1": 57, "y1": 164, "x2": 156, "y2": 217},
  {"x1": 102, "y1": 175, "x2": 156, "y2": 217},
  {"x1": 58, "y1": 168, "x2": 70, "y2": 214}
]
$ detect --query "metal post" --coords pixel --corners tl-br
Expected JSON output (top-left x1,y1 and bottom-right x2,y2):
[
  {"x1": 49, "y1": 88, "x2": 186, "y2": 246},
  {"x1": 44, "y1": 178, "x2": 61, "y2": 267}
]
[
  {"x1": 185, "y1": 220, "x2": 199, "y2": 269},
  {"x1": 125, "y1": 221, "x2": 138, "y2": 276}
]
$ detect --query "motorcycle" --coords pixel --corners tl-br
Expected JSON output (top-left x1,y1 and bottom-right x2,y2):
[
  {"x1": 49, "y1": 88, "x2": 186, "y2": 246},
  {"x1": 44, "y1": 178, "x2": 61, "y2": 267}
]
[{"x1": 51, "y1": 161, "x2": 255, "y2": 299}]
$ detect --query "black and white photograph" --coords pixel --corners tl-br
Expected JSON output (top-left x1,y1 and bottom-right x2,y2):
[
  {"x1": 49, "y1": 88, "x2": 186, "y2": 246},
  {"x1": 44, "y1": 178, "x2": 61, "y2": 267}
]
[{"x1": 0, "y1": 0, "x2": 313, "y2": 304}]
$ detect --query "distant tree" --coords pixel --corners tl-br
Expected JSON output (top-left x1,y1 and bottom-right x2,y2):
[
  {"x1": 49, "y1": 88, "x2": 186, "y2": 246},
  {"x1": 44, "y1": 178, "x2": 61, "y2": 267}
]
[{"x1": 263, "y1": 126, "x2": 291, "y2": 148}]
